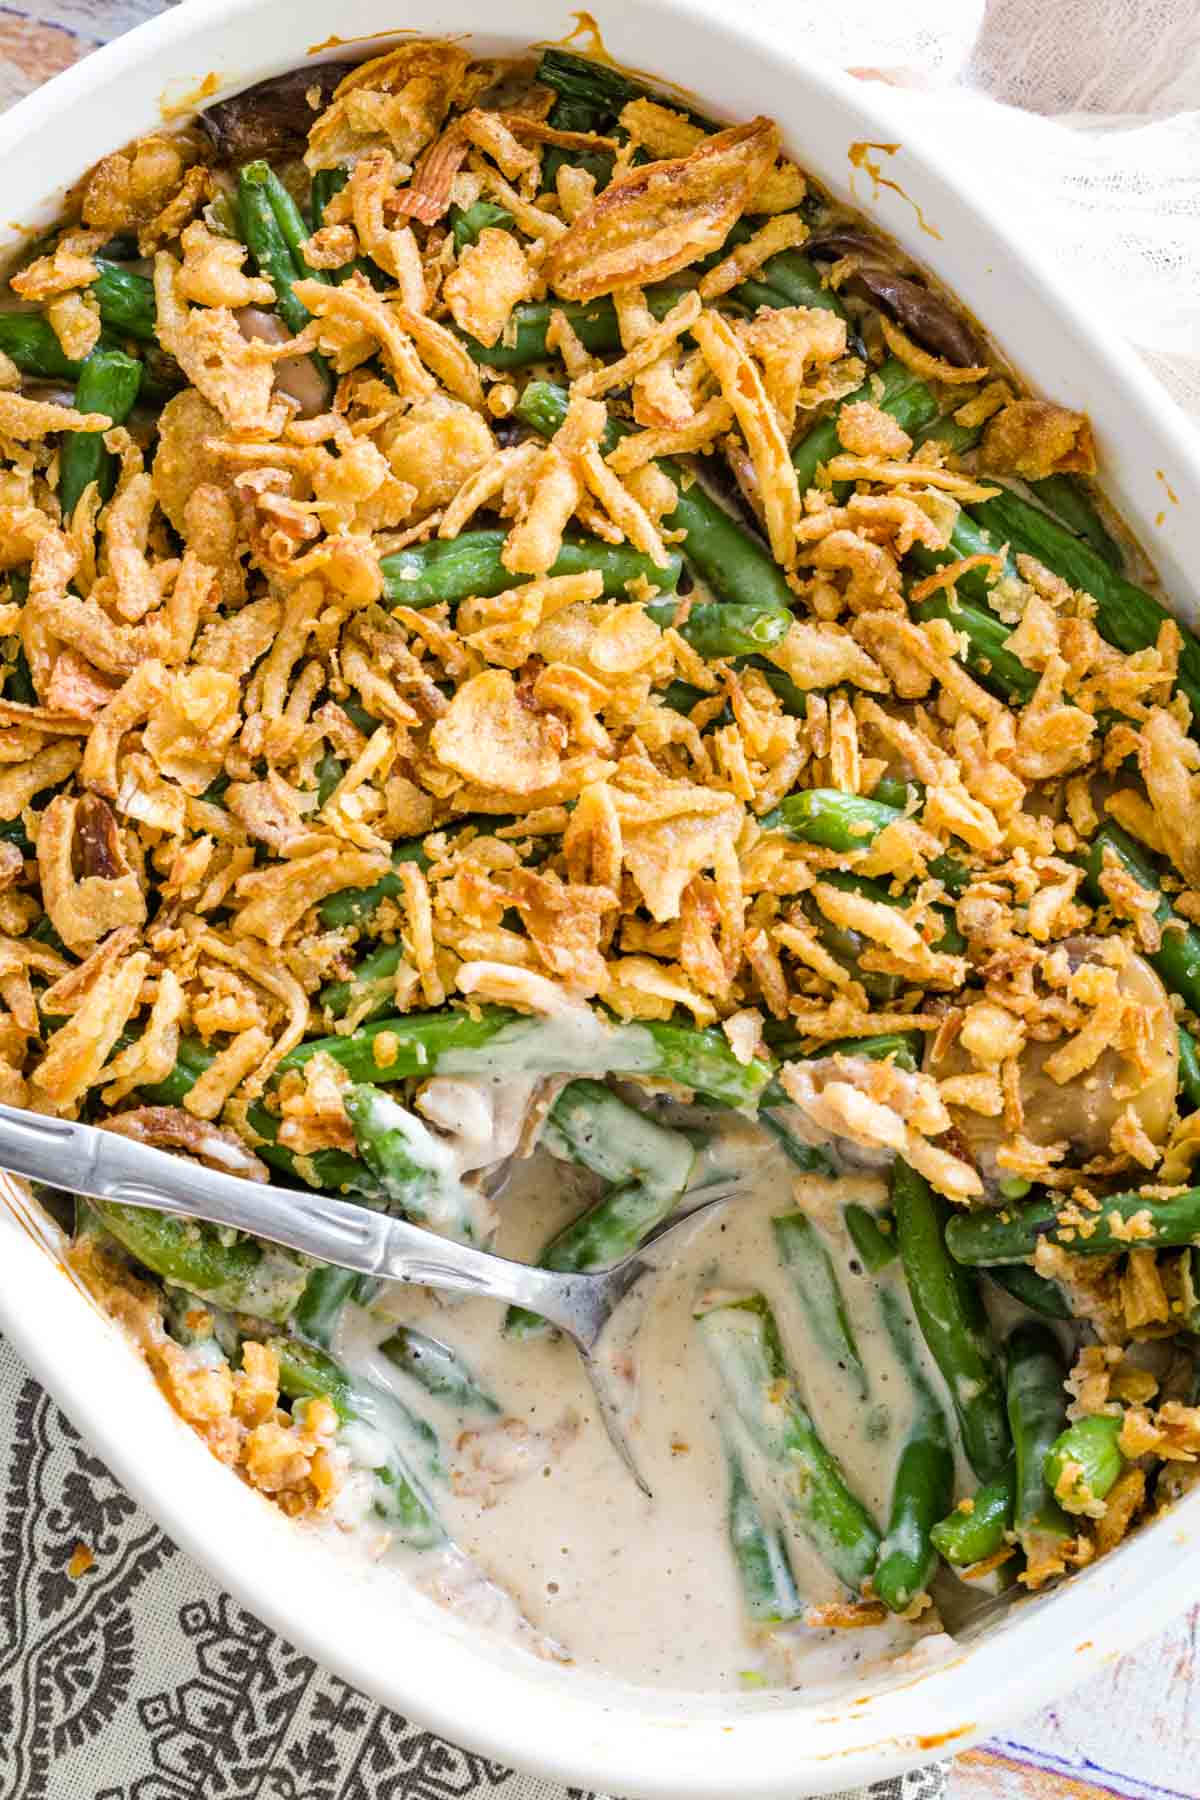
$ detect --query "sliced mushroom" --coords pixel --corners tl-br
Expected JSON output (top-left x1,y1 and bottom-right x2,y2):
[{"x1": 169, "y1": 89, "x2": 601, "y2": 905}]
[
  {"x1": 806, "y1": 231, "x2": 982, "y2": 368},
  {"x1": 933, "y1": 939, "x2": 1178, "y2": 1184},
  {"x1": 75, "y1": 792, "x2": 124, "y2": 879},
  {"x1": 235, "y1": 305, "x2": 329, "y2": 419},
  {"x1": 199, "y1": 64, "x2": 359, "y2": 164},
  {"x1": 103, "y1": 1106, "x2": 270, "y2": 1181}
]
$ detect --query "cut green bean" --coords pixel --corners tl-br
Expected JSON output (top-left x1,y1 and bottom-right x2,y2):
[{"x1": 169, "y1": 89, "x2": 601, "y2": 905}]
[
  {"x1": 381, "y1": 528, "x2": 681, "y2": 608},
  {"x1": 930, "y1": 1467, "x2": 1015, "y2": 1566},
  {"x1": 280, "y1": 1005, "x2": 774, "y2": 1109},
  {"x1": 92, "y1": 1200, "x2": 309, "y2": 1323},
  {"x1": 1080, "y1": 823, "x2": 1200, "y2": 1016},
  {"x1": 378, "y1": 1325, "x2": 500, "y2": 1413},
  {"x1": 761, "y1": 1025, "x2": 922, "y2": 1072},
  {"x1": 873, "y1": 1284, "x2": 954, "y2": 1612},
  {"x1": 773, "y1": 1212, "x2": 866, "y2": 1395},
  {"x1": 725, "y1": 1439, "x2": 802, "y2": 1625},
  {"x1": 947, "y1": 1184, "x2": 1200, "y2": 1262},
  {"x1": 760, "y1": 788, "x2": 971, "y2": 894},
  {"x1": 696, "y1": 1292, "x2": 881, "y2": 1592},
  {"x1": 970, "y1": 489, "x2": 1200, "y2": 722},
  {"x1": 1043, "y1": 1414, "x2": 1124, "y2": 1515},
  {"x1": 892, "y1": 1160, "x2": 1011, "y2": 1481},
  {"x1": 316, "y1": 836, "x2": 430, "y2": 930},
  {"x1": 790, "y1": 359, "x2": 938, "y2": 496},
  {"x1": 450, "y1": 199, "x2": 514, "y2": 252},
  {"x1": 59, "y1": 344, "x2": 143, "y2": 521},
  {"x1": 1029, "y1": 475, "x2": 1122, "y2": 569},
  {"x1": 91, "y1": 260, "x2": 156, "y2": 340},
  {"x1": 292, "y1": 1264, "x2": 361, "y2": 1348},
  {"x1": 344, "y1": 1083, "x2": 477, "y2": 1240},
  {"x1": 514, "y1": 380, "x2": 797, "y2": 615},
  {"x1": 1006, "y1": 1322, "x2": 1074, "y2": 1567},
  {"x1": 508, "y1": 1080, "x2": 696, "y2": 1335},
  {"x1": 237, "y1": 160, "x2": 318, "y2": 336},
  {"x1": 647, "y1": 596, "x2": 793, "y2": 659},
  {"x1": 844, "y1": 1203, "x2": 899, "y2": 1272},
  {"x1": 251, "y1": 161, "x2": 330, "y2": 280},
  {"x1": 913, "y1": 593, "x2": 1040, "y2": 705},
  {"x1": 270, "y1": 1336, "x2": 444, "y2": 1545},
  {"x1": 0, "y1": 313, "x2": 87, "y2": 379},
  {"x1": 1179, "y1": 1027, "x2": 1200, "y2": 1115},
  {"x1": 986, "y1": 1262, "x2": 1071, "y2": 1320},
  {"x1": 322, "y1": 941, "x2": 404, "y2": 1021}
]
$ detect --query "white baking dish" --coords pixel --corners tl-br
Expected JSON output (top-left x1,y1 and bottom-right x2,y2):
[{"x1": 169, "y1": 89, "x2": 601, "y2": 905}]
[{"x1": 2, "y1": 2, "x2": 1199, "y2": 1793}]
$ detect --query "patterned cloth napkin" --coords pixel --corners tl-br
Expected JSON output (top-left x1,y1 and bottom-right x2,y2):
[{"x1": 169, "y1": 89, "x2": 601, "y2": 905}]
[{"x1": 0, "y1": 1335, "x2": 942, "y2": 1800}]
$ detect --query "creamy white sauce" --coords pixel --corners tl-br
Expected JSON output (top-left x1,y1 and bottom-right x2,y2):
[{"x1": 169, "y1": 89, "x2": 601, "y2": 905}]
[{"x1": 327, "y1": 1099, "x2": 965, "y2": 1692}]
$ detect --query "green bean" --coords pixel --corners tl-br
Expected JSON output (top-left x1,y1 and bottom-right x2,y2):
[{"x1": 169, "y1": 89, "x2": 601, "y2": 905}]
[
  {"x1": 237, "y1": 160, "x2": 319, "y2": 337},
  {"x1": 380, "y1": 528, "x2": 681, "y2": 608},
  {"x1": 873, "y1": 1285, "x2": 954, "y2": 1612},
  {"x1": 970, "y1": 489, "x2": 1200, "y2": 722},
  {"x1": 292, "y1": 1264, "x2": 360, "y2": 1348},
  {"x1": 59, "y1": 344, "x2": 142, "y2": 521},
  {"x1": 1006, "y1": 1322, "x2": 1073, "y2": 1567},
  {"x1": 507, "y1": 1080, "x2": 696, "y2": 1336},
  {"x1": 869, "y1": 774, "x2": 917, "y2": 811},
  {"x1": 844, "y1": 1203, "x2": 899, "y2": 1272},
  {"x1": 1080, "y1": 823, "x2": 1200, "y2": 1015},
  {"x1": 760, "y1": 789, "x2": 901, "y2": 854},
  {"x1": 280, "y1": 1005, "x2": 774, "y2": 1109},
  {"x1": 91, "y1": 1200, "x2": 309, "y2": 1323},
  {"x1": 661, "y1": 677, "x2": 712, "y2": 715},
  {"x1": 930, "y1": 1467, "x2": 1015, "y2": 1566},
  {"x1": 1180, "y1": 1027, "x2": 1200, "y2": 1115},
  {"x1": 91, "y1": 260, "x2": 156, "y2": 340},
  {"x1": 514, "y1": 380, "x2": 797, "y2": 614},
  {"x1": 0, "y1": 313, "x2": 88, "y2": 379},
  {"x1": 378, "y1": 1325, "x2": 500, "y2": 1413},
  {"x1": 310, "y1": 166, "x2": 372, "y2": 286},
  {"x1": 986, "y1": 1263, "x2": 1071, "y2": 1320},
  {"x1": 322, "y1": 941, "x2": 404, "y2": 1021},
  {"x1": 913, "y1": 593, "x2": 1040, "y2": 705},
  {"x1": 790, "y1": 359, "x2": 938, "y2": 496},
  {"x1": 760, "y1": 788, "x2": 970, "y2": 893},
  {"x1": 757, "y1": 1103, "x2": 835, "y2": 1177},
  {"x1": 892, "y1": 1160, "x2": 1011, "y2": 1481},
  {"x1": 761, "y1": 1025, "x2": 922, "y2": 1072},
  {"x1": 647, "y1": 596, "x2": 793, "y2": 659},
  {"x1": 249, "y1": 161, "x2": 330, "y2": 281},
  {"x1": 316, "y1": 835, "x2": 430, "y2": 930},
  {"x1": 536, "y1": 47, "x2": 718, "y2": 132},
  {"x1": 1028, "y1": 475, "x2": 1122, "y2": 569},
  {"x1": 270, "y1": 1336, "x2": 444, "y2": 1545},
  {"x1": 135, "y1": 1033, "x2": 381, "y2": 1198},
  {"x1": 772, "y1": 1212, "x2": 866, "y2": 1395},
  {"x1": 911, "y1": 412, "x2": 983, "y2": 458},
  {"x1": 344, "y1": 1083, "x2": 478, "y2": 1240},
  {"x1": 542, "y1": 1078, "x2": 697, "y2": 1192},
  {"x1": 948, "y1": 1184, "x2": 1200, "y2": 1261},
  {"x1": 315, "y1": 751, "x2": 344, "y2": 810},
  {"x1": 449, "y1": 198, "x2": 514, "y2": 252},
  {"x1": 1044, "y1": 1414, "x2": 1124, "y2": 1515},
  {"x1": 696, "y1": 1292, "x2": 881, "y2": 1592},
  {"x1": 746, "y1": 249, "x2": 849, "y2": 321},
  {"x1": 725, "y1": 1439, "x2": 802, "y2": 1625}
]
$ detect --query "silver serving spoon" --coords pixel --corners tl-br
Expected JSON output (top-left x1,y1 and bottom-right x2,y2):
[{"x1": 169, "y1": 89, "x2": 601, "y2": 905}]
[{"x1": 0, "y1": 1102, "x2": 738, "y2": 1496}]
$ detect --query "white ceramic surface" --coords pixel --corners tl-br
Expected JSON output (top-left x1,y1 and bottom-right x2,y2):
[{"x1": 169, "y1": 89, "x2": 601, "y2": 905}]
[{"x1": 2, "y1": 4, "x2": 1200, "y2": 1794}]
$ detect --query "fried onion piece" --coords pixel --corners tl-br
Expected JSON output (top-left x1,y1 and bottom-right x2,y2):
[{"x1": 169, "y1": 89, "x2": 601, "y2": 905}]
[{"x1": 543, "y1": 117, "x2": 778, "y2": 301}]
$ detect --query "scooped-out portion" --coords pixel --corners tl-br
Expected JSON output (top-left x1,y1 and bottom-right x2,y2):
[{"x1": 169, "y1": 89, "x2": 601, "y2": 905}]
[{"x1": 4, "y1": 38, "x2": 1200, "y2": 1694}]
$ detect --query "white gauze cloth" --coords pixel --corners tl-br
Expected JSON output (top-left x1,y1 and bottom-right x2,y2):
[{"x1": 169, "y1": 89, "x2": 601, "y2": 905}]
[{"x1": 750, "y1": 0, "x2": 1200, "y2": 422}]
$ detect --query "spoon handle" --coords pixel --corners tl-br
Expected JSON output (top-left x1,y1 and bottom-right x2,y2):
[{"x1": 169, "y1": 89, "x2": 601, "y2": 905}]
[{"x1": 0, "y1": 1101, "x2": 593, "y2": 1335}]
